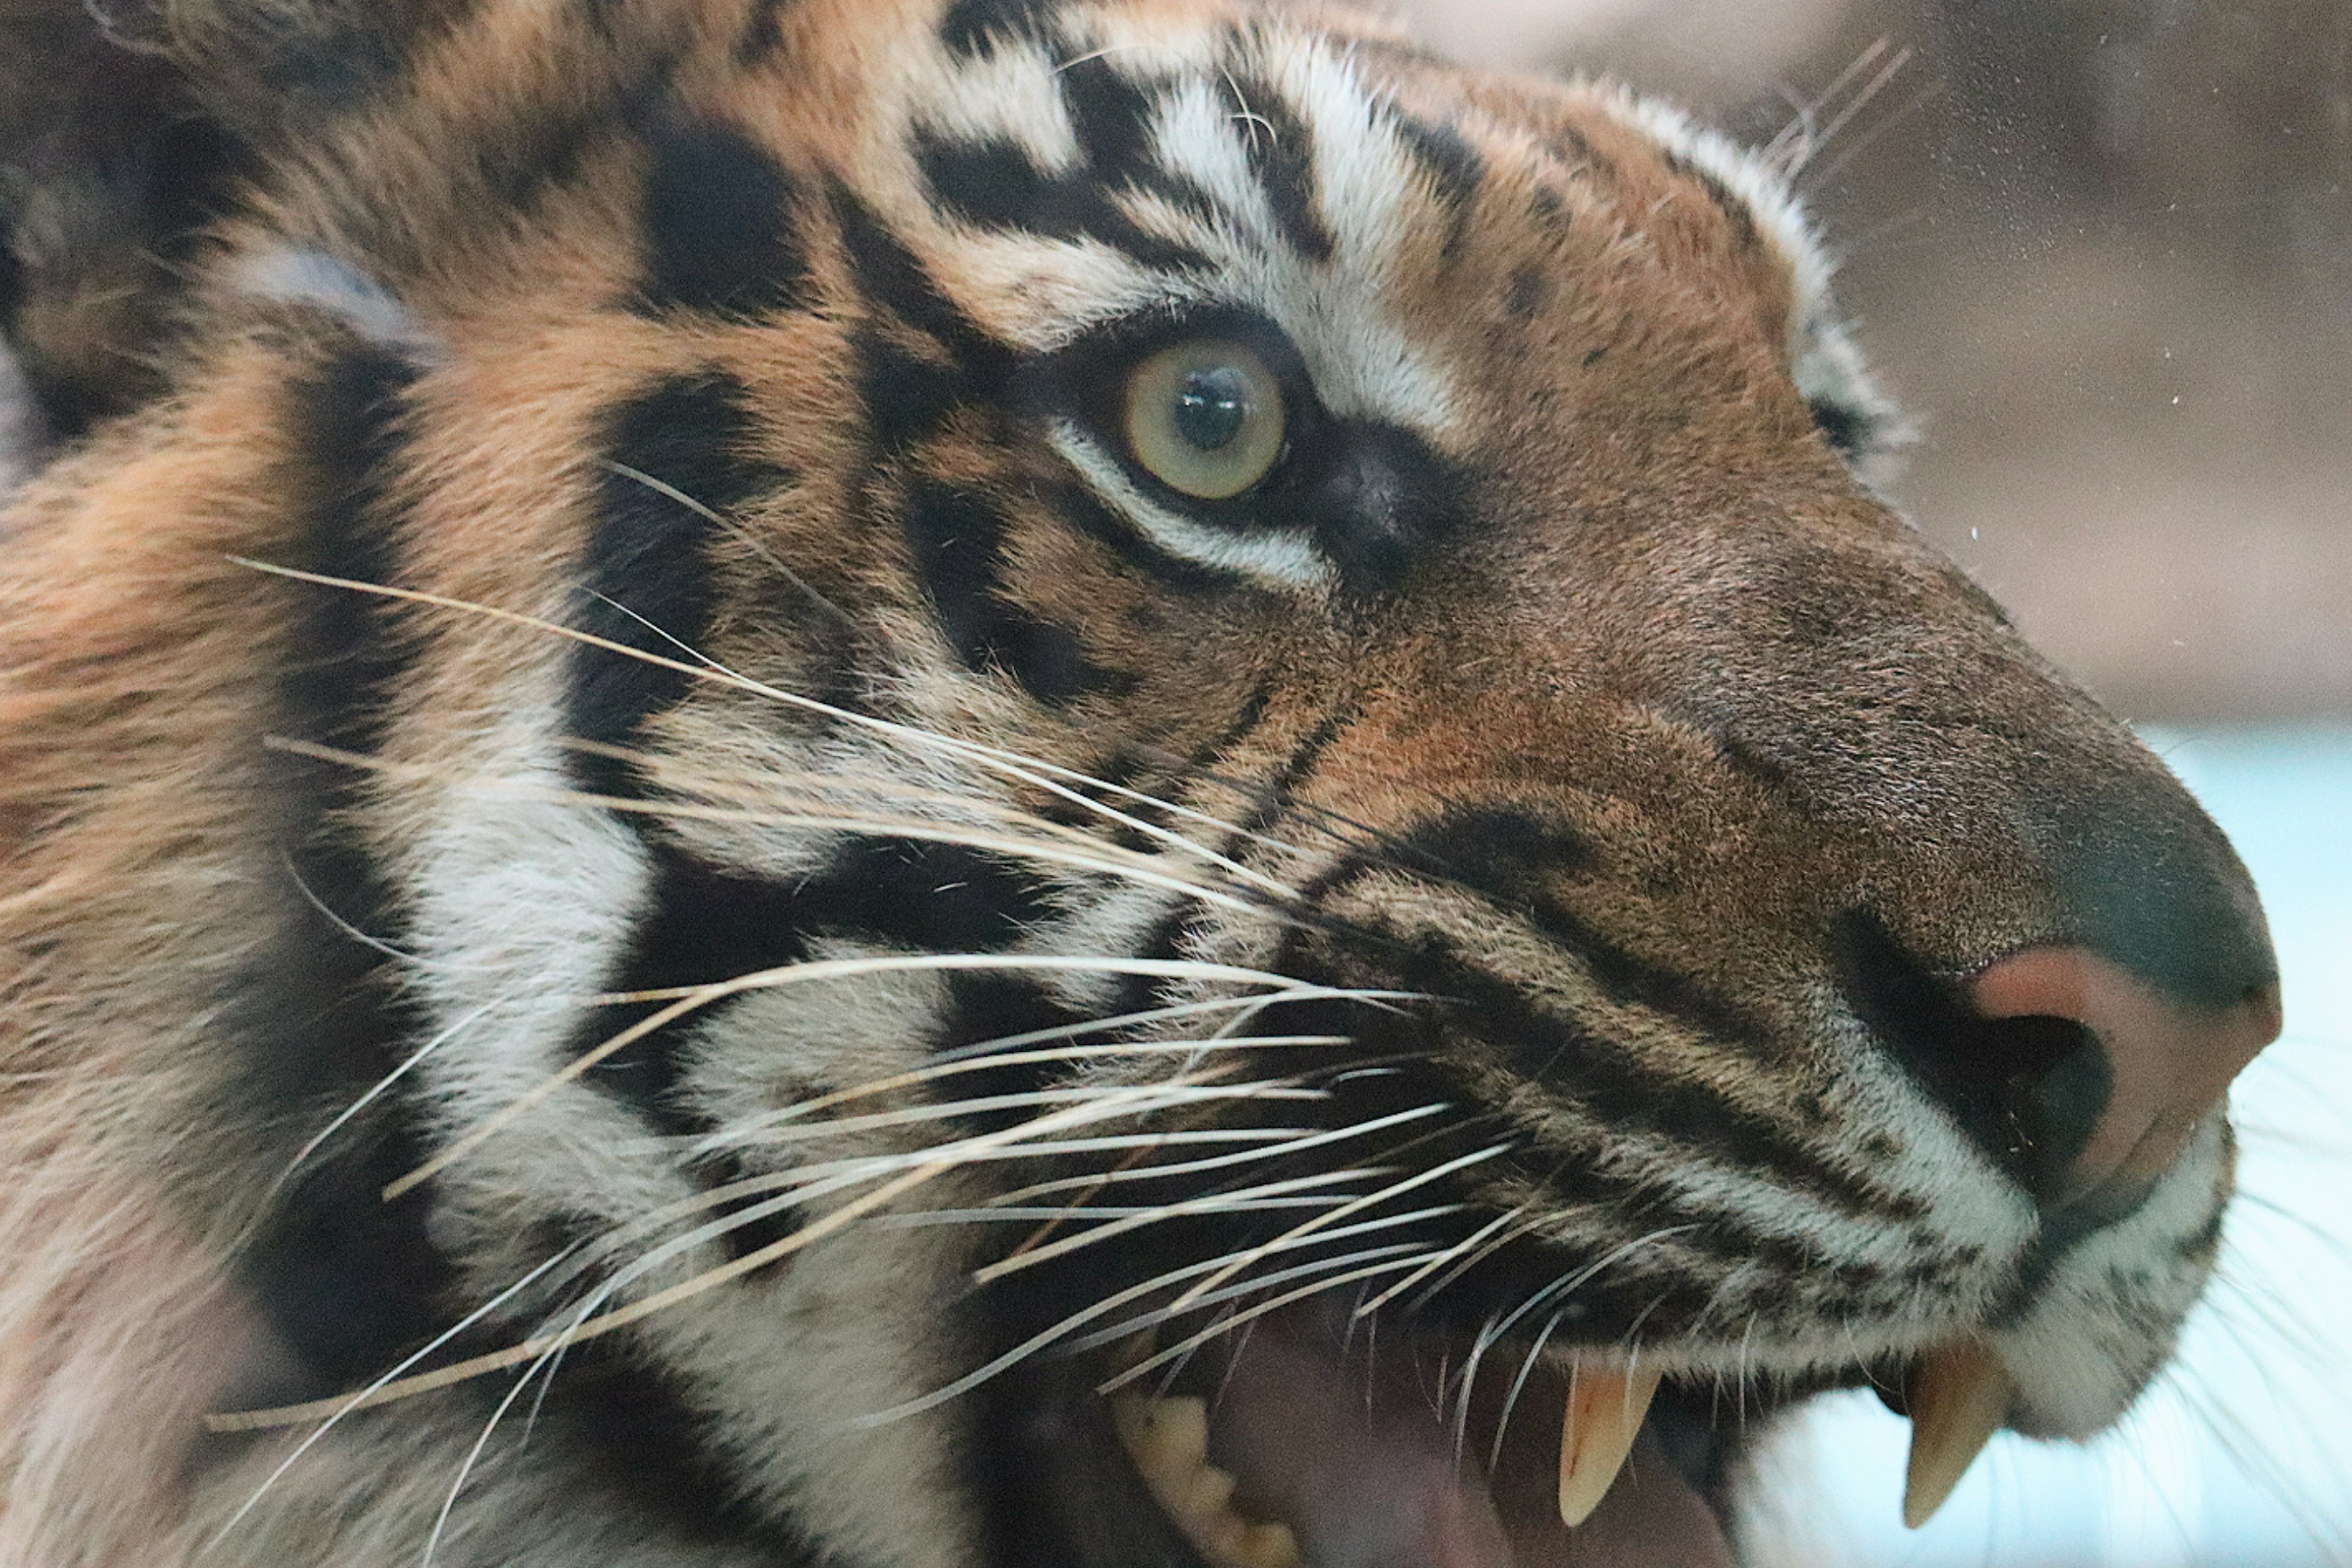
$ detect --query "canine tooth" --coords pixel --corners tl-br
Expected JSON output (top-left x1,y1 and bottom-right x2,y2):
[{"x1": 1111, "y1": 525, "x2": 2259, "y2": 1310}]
[
  {"x1": 1557, "y1": 1364, "x2": 1663, "y2": 1526},
  {"x1": 1116, "y1": 1392, "x2": 1212, "y2": 1477},
  {"x1": 1153, "y1": 1395, "x2": 1212, "y2": 1468},
  {"x1": 1902, "y1": 1341, "x2": 2012, "y2": 1529},
  {"x1": 1182, "y1": 1463, "x2": 1238, "y2": 1518},
  {"x1": 1232, "y1": 1520, "x2": 1302, "y2": 1568}
]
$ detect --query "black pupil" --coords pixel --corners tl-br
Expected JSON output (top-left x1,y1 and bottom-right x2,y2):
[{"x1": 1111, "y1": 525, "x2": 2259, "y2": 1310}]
[{"x1": 1172, "y1": 366, "x2": 1252, "y2": 452}]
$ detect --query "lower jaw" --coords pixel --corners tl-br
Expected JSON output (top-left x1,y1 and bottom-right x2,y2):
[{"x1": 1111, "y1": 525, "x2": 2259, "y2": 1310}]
[{"x1": 1012, "y1": 1303, "x2": 1747, "y2": 1568}]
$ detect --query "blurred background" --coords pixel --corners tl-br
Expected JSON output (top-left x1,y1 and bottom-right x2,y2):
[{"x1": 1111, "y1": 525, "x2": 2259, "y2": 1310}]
[{"x1": 1381, "y1": 2, "x2": 2351, "y2": 1564}]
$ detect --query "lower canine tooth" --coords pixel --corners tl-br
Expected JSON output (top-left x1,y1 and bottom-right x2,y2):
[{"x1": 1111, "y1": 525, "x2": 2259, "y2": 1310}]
[
  {"x1": 1558, "y1": 1364, "x2": 1664, "y2": 1526},
  {"x1": 1902, "y1": 1341, "x2": 2013, "y2": 1529}
]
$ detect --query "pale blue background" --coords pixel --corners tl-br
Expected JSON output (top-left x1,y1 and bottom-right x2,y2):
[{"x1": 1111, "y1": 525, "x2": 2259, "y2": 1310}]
[{"x1": 1747, "y1": 728, "x2": 2352, "y2": 1568}]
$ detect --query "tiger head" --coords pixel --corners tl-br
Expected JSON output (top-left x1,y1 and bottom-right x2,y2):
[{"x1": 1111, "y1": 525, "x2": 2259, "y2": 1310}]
[{"x1": 0, "y1": 0, "x2": 2281, "y2": 1564}]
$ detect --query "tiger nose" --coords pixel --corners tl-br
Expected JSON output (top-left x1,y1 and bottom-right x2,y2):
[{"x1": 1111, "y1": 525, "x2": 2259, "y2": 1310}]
[{"x1": 1972, "y1": 945, "x2": 2282, "y2": 1217}]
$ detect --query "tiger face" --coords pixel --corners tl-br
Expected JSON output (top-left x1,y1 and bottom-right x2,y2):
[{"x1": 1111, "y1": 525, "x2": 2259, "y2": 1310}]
[{"x1": 0, "y1": 0, "x2": 2282, "y2": 1565}]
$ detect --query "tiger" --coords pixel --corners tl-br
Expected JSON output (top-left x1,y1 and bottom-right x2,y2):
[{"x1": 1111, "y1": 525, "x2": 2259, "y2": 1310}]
[{"x1": 0, "y1": 0, "x2": 2288, "y2": 1564}]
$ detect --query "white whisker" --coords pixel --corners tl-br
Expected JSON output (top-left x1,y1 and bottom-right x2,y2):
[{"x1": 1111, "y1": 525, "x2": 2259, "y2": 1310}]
[
  {"x1": 229, "y1": 562, "x2": 1320, "y2": 875},
  {"x1": 699, "y1": 1031, "x2": 1357, "y2": 1153},
  {"x1": 279, "y1": 999, "x2": 503, "y2": 1180},
  {"x1": 206, "y1": 1239, "x2": 587, "y2": 1518},
  {"x1": 850, "y1": 1210, "x2": 1457, "y2": 1428},
  {"x1": 973, "y1": 1166, "x2": 1384, "y2": 1284},
  {"x1": 1355, "y1": 1204, "x2": 1525, "y2": 1322},
  {"x1": 1099, "y1": 1252, "x2": 1450, "y2": 1395},
  {"x1": 989, "y1": 1102, "x2": 1452, "y2": 1205},
  {"x1": 386, "y1": 957, "x2": 1357, "y2": 1199},
  {"x1": 1174, "y1": 1142, "x2": 1516, "y2": 1313}
]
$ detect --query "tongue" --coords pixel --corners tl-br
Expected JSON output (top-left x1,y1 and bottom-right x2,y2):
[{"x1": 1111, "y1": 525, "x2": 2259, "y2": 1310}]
[{"x1": 1200, "y1": 1318, "x2": 1735, "y2": 1568}]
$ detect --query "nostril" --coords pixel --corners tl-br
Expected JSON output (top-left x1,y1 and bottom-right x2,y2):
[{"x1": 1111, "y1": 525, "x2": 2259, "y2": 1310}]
[
  {"x1": 1833, "y1": 913, "x2": 2107, "y2": 1200},
  {"x1": 1833, "y1": 913, "x2": 2280, "y2": 1223},
  {"x1": 1969, "y1": 946, "x2": 2281, "y2": 1215},
  {"x1": 1977, "y1": 1015, "x2": 2111, "y2": 1198}
]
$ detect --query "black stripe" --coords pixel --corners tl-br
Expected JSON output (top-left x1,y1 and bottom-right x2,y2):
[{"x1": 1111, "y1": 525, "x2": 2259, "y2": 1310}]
[
  {"x1": 829, "y1": 183, "x2": 1000, "y2": 358},
  {"x1": 925, "y1": 973, "x2": 1093, "y2": 1133},
  {"x1": 1052, "y1": 479, "x2": 1235, "y2": 595},
  {"x1": 1241, "y1": 706, "x2": 1353, "y2": 837},
  {"x1": 854, "y1": 330, "x2": 980, "y2": 454},
  {"x1": 938, "y1": 0, "x2": 1062, "y2": 56},
  {"x1": 900, "y1": 480, "x2": 1119, "y2": 705},
  {"x1": 733, "y1": 0, "x2": 793, "y2": 65},
  {"x1": 482, "y1": 98, "x2": 619, "y2": 213},
  {"x1": 1660, "y1": 148, "x2": 1763, "y2": 255},
  {"x1": 1218, "y1": 74, "x2": 1333, "y2": 263},
  {"x1": 1809, "y1": 397, "x2": 1873, "y2": 462},
  {"x1": 575, "y1": 371, "x2": 791, "y2": 798},
  {"x1": 1527, "y1": 181, "x2": 1575, "y2": 240},
  {"x1": 512, "y1": 1330, "x2": 825, "y2": 1559},
  {"x1": 235, "y1": 344, "x2": 456, "y2": 1397},
  {"x1": 578, "y1": 836, "x2": 1058, "y2": 1267},
  {"x1": 829, "y1": 185, "x2": 1014, "y2": 451},
  {"x1": 1389, "y1": 111, "x2": 1485, "y2": 262},
  {"x1": 914, "y1": 130, "x2": 1212, "y2": 274},
  {"x1": 1245, "y1": 988, "x2": 1906, "y2": 1311},
  {"x1": 586, "y1": 838, "x2": 1058, "y2": 1135},
  {"x1": 1316, "y1": 824, "x2": 1777, "y2": 1066},
  {"x1": 1506, "y1": 264, "x2": 1551, "y2": 320},
  {"x1": 636, "y1": 116, "x2": 810, "y2": 317},
  {"x1": 1057, "y1": 53, "x2": 1161, "y2": 191},
  {"x1": 1544, "y1": 123, "x2": 1618, "y2": 184},
  {"x1": 1381, "y1": 806, "x2": 1600, "y2": 892},
  {"x1": 1397, "y1": 937, "x2": 1913, "y2": 1219}
]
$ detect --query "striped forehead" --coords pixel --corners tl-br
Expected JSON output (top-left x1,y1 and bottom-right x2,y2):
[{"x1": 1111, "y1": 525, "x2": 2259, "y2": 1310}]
[{"x1": 884, "y1": 7, "x2": 1461, "y2": 438}]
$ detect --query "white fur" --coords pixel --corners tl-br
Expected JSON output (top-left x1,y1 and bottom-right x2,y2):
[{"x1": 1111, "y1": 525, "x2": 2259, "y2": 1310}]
[
  {"x1": 227, "y1": 249, "x2": 442, "y2": 361},
  {"x1": 1049, "y1": 420, "x2": 1336, "y2": 591}
]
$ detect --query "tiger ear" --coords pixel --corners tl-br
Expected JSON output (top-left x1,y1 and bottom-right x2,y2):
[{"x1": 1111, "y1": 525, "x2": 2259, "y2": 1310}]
[{"x1": 0, "y1": 0, "x2": 454, "y2": 440}]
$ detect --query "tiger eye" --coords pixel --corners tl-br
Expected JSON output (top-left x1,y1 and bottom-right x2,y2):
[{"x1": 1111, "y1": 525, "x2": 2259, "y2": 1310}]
[{"x1": 1123, "y1": 340, "x2": 1286, "y2": 500}]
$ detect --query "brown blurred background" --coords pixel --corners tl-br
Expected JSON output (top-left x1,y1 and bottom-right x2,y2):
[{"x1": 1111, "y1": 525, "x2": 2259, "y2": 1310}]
[{"x1": 1389, "y1": 0, "x2": 2352, "y2": 723}]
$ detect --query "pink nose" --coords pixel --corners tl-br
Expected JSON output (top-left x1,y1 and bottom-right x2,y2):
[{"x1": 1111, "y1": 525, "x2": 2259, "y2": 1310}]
[{"x1": 1970, "y1": 946, "x2": 2282, "y2": 1210}]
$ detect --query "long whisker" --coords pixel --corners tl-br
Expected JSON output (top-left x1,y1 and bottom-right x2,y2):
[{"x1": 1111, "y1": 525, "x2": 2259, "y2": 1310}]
[
  {"x1": 420, "y1": 1341, "x2": 565, "y2": 1568},
  {"x1": 595, "y1": 459, "x2": 856, "y2": 629},
  {"x1": 698, "y1": 1031, "x2": 1360, "y2": 1154},
  {"x1": 215, "y1": 1076, "x2": 1263, "y2": 1431},
  {"x1": 276, "y1": 1001, "x2": 508, "y2": 1185},
  {"x1": 972, "y1": 1166, "x2": 1387, "y2": 1286},
  {"x1": 988, "y1": 1102, "x2": 1452, "y2": 1206},
  {"x1": 386, "y1": 955, "x2": 1355, "y2": 1199},
  {"x1": 1798, "y1": 42, "x2": 1914, "y2": 176},
  {"x1": 1762, "y1": 38, "x2": 1890, "y2": 170},
  {"x1": 229, "y1": 561, "x2": 1311, "y2": 869},
  {"x1": 1406, "y1": 1208, "x2": 1551, "y2": 1316},
  {"x1": 1168, "y1": 1141, "x2": 1515, "y2": 1311},
  {"x1": 206, "y1": 1238, "x2": 587, "y2": 1528},
  {"x1": 851, "y1": 1210, "x2": 1458, "y2": 1428},
  {"x1": 1069, "y1": 1231, "x2": 1460, "y2": 1357},
  {"x1": 268, "y1": 736, "x2": 1282, "y2": 918},
  {"x1": 713, "y1": 1078, "x2": 1325, "y2": 1152},
  {"x1": 1490, "y1": 1305, "x2": 1570, "y2": 1474},
  {"x1": 1354, "y1": 1204, "x2": 1526, "y2": 1322},
  {"x1": 1099, "y1": 1252, "x2": 1449, "y2": 1395}
]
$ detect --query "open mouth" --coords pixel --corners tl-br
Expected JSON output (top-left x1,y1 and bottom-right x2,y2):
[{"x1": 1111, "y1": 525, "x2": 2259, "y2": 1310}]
[{"x1": 1082, "y1": 1300, "x2": 2006, "y2": 1568}]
